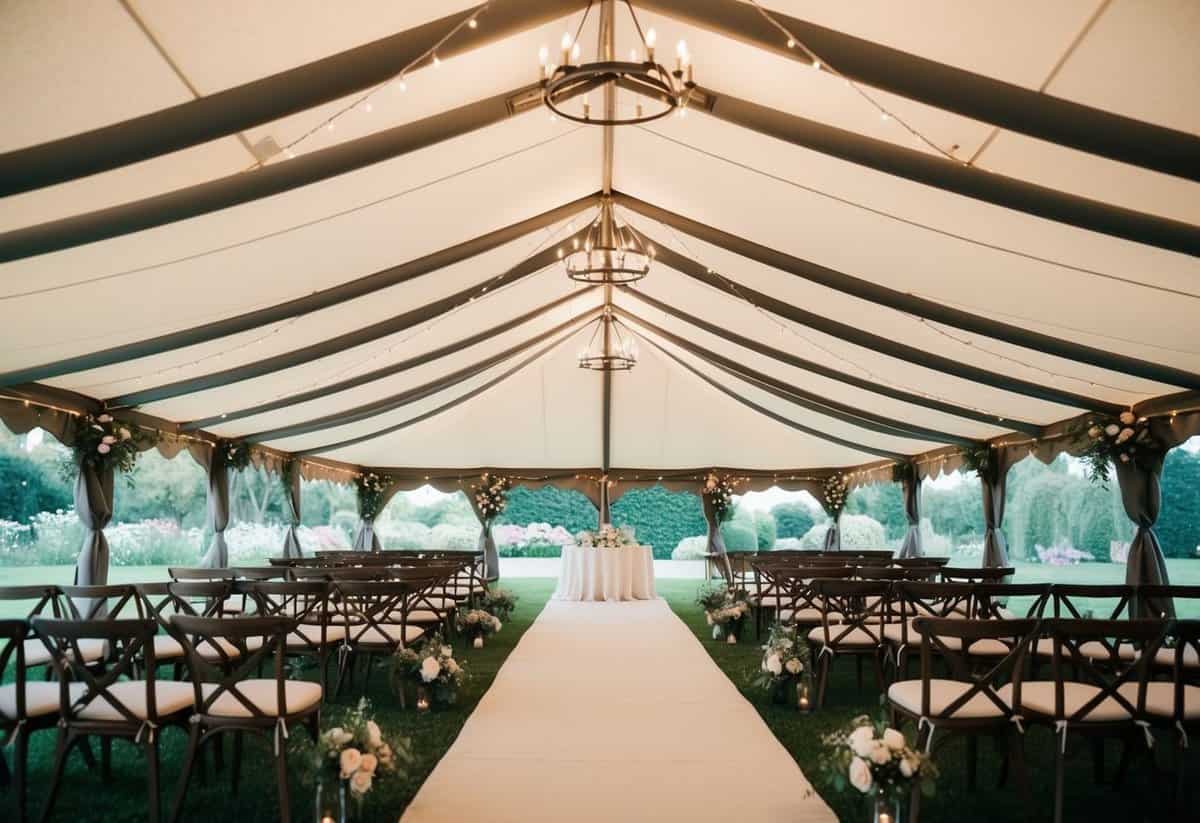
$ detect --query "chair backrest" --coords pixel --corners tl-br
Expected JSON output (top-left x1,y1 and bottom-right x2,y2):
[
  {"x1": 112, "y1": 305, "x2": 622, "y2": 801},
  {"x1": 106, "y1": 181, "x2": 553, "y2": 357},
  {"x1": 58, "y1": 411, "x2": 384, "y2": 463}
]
[
  {"x1": 231, "y1": 566, "x2": 289, "y2": 581},
  {"x1": 1163, "y1": 620, "x2": 1200, "y2": 723},
  {"x1": 326, "y1": 566, "x2": 392, "y2": 581},
  {"x1": 940, "y1": 567, "x2": 1015, "y2": 583},
  {"x1": 166, "y1": 581, "x2": 235, "y2": 618},
  {"x1": 1034, "y1": 617, "x2": 1168, "y2": 724},
  {"x1": 243, "y1": 581, "x2": 331, "y2": 648},
  {"x1": 330, "y1": 580, "x2": 417, "y2": 646},
  {"x1": 171, "y1": 615, "x2": 293, "y2": 721},
  {"x1": 827, "y1": 549, "x2": 894, "y2": 559},
  {"x1": 892, "y1": 581, "x2": 975, "y2": 623},
  {"x1": 0, "y1": 619, "x2": 29, "y2": 723},
  {"x1": 912, "y1": 617, "x2": 1038, "y2": 722},
  {"x1": 973, "y1": 583, "x2": 1051, "y2": 619},
  {"x1": 1045, "y1": 584, "x2": 1134, "y2": 621},
  {"x1": 856, "y1": 566, "x2": 938, "y2": 582},
  {"x1": 1135, "y1": 585, "x2": 1199, "y2": 620},
  {"x1": 32, "y1": 617, "x2": 164, "y2": 728},
  {"x1": 168, "y1": 567, "x2": 236, "y2": 581},
  {"x1": 58, "y1": 584, "x2": 147, "y2": 622},
  {"x1": 809, "y1": 578, "x2": 892, "y2": 648},
  {"x1": 893, "y1": 557, "x2": 951, "y2": 568},
  {"x1": 0, "y1": 584, "x2": 63, "y2": 620}
]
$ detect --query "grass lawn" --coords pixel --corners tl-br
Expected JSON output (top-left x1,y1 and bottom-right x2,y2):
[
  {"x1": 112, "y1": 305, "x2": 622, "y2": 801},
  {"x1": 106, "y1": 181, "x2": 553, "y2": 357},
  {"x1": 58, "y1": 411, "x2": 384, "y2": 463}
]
[
  {"x1": 0, "y1": 578, "x2": 556, "y2": 823},
  {"x1": 657, "y1": 579, "x2": 1193, "y2": 823}
]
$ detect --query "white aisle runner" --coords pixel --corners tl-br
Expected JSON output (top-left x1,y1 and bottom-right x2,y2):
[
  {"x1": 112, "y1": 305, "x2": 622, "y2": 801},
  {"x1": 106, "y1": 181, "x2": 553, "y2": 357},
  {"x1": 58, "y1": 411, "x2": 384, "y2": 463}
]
[{"x1": 401, "y1": 599, "x2": 835, "y2": 823}]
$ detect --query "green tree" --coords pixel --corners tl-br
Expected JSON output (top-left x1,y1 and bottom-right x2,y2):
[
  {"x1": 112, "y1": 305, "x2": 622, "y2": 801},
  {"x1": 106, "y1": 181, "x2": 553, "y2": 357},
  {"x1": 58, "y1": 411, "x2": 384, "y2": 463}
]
[
  {"x1": 720, "y1": 521, "x2": 757, "y2": 551},
  {"x1": 771, "y1": 501, "x2": 815, "y2": 539},
  {"x1": 752, "y1": 510, "x2": 777, "y2": 549},
  {"x1": 495, "y1": 486, "x2": 597, "y2": 533},
  {"x1": 610, "y1": 486, "x2": 706, "y2": 558},
  {"x1": 113, "y1": 450, "x2": 206, "y2": 527},
  {"x1": 846, "y1": 483, "x2": 907, "y2": 541},
  {"x1": 0, "y1": 450, "x2": 71, "y2": 522},
  {"x1": 1159, "y1": 446, "x2": 1200, "y2": 558}
]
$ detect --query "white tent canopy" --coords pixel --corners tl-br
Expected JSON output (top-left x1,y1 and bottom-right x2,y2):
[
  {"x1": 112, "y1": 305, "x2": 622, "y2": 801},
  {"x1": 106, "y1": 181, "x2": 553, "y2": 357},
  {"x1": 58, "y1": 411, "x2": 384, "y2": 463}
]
[{"x1": 2, "y1": 0, "x2": 1198, "y2": 485}]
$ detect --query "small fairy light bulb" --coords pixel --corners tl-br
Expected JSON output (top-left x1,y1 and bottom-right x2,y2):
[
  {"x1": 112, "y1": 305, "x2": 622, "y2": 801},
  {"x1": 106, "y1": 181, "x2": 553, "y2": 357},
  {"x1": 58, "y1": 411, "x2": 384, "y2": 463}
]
[
  {"x1": 786, "y1": 38, "x2": 795, "y2": 48},
  {"x1": 361, "y1": 100, "x2": 373, "y2": 113},
  {"x1": 645, "y1": 27, "x2": 657, "y2": 61},
  {"x1": 582, "y1": 95, "x2": 591, "y2": 119},
  {"x1": 396, "y1": 75, "x2": 407, "y2": 92},
  {"x1": 571, "y1": 41, "x2": 581, "y2": 62},
  {"x1": 326, "y1": 121, "x2": 336, "y2": 132},
  {"x1": 433, "y1": 54, "x2": 441, "y2": 68},
  {"x1": 468, "y1": 17, "x2": 477, "y2": 29},
  {"x1": 812, "y1": 59, "x2": 821, "y2": 71},
  {"x1": 880, "y1": 111, "x2": 890, "y2": 121}
]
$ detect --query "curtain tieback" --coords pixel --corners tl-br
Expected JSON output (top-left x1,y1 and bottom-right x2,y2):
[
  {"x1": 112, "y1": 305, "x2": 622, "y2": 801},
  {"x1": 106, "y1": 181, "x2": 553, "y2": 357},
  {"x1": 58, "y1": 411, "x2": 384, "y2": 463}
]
[
  {"x1": 1009, "y1": 714, "x2": 1025, "y2": 735},
  {"x1": 918, "y1": 716, "x2": 935, "y2": 753},
  {"x1": 135, "y1": 719, "x2": 159, "y2": 744},
  {"x1": 1134, "y1": 719, "x2": 1154, "y2": 749},
  {"x1": 1055, "y1": 720, "x2": 1069, "y2": 754},
  {"x1": 6, "y1": 718, "x2": 26, "y2": 748},
  {"x1": 274, "y1": 717, "x2": 290, "y2": 756},
  {"x1": 1177, "y1": 721, "x2": 1189, "y2": 749}
]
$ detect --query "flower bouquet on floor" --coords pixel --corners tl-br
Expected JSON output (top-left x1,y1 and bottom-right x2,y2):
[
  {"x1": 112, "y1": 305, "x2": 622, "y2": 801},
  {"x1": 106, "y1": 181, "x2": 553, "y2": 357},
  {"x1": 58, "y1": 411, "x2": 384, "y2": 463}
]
[
  {"x1": 817, "y1": 715, "x2": 937, "y2": 823},
  {"x1": 456, "y1": 608, "x2": 502, "y2": 649},
  {"x1": 750, "y1": 623, "x2": 813, "y2": 710},
  {"x1": 304, "y1": 698, "x2": 411, "y2": 822},
  {"x1": 697, "y1": 583, "x2": 751, "y2": 644},
  {"x1": 480, "y1": 587, "x2": 519, "y2": 622},
  {"x1": 391, "y1": 632, "x2": 469, "y2": 709}
]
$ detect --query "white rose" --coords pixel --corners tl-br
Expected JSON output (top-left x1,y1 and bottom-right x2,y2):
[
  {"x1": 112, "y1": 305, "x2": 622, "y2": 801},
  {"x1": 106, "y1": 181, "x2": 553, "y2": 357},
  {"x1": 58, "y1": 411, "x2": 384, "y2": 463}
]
[
  {"x1": 446, "y1": 658, "x2": 460, "y2": 674},
  {"x1": 1087, "y1": 425, "x2": 1102, "y2": 439},
  {"x1": 705, "y1": 613, "x2": 714, "y2": 626},
  {"x1": 440, "y1": 646, "x2": 453, "y2": 658},
  {"x1": 358, "y1": 753, "x2": 378, "y2": 775},
  {"x1": 882, "y1": 728, "x2": 906, "y2": 752},
  {"x1": 1105, "y1": 424, "x2": 1120, "y2": 437},
  {"x1": 101, "y1": 435, "x2": 116, "y2": 444},
  {"x1": 118, "y1": 427, "x2": 132, "y2": 440},
  {"x1": 420, "y1": 656, "x2": 441, "y2": 683},
  {"x1": 366, "y1": 720, "x2": 382, "y2": 749},
  {"x1": 349, "y1": 770, "x2": 373, "y2": 796},
  {"x1": 1119, "y1": 411, "x2": 1136, "y2": 425},
  {"x1": 869, "y1": 741, "x2": 892, "y2": 765},
  {"x1": 493, "y1": 620, "x2": 502, "y2": 632},
  {"x1": 848, "y1": 757, "x2": 873, "y2": 793},
  {"x1": 1116, "y1": 427, "x2": 1134, "y2": 444},
  {"x1": 339, "y1": 748, "x2": 362, "y2": 778},
  {"x1": 849, "y1": 726, "x2": 876, "y2": 758},
  {"x1": 765, "y1": 654, "x2": 783, "y2": 675},
  {"x1": 785, "y1": 658, "x2": 802, "y2": 675},
  {"x1": 900, "y1": 754, "x2": 920, "y2": 778}
]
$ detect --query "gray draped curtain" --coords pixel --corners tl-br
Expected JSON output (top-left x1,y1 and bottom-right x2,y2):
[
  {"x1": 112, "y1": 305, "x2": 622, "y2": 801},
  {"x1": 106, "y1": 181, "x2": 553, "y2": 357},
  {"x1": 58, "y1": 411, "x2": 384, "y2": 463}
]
[
  {"x1": 200, "y1": 446, "x2": 230, "y2": 568},
  {"x1": 351, "y1": 518, "x2": 382, "y2": 552},
  {"x1": 822, "y1": 514, "x2": 842, "y2": 552},
  {"x1": 979, "y1": 451, "x2": 1013, "y2": 568},
  {"x1": 598, "y1": 483, "x2": 611, "y2": 527},
  {"x1": 1116, "y1": 453, "x2": 1174, "y2": 617},
  {"x1": 898, "y1": 469, "x2": 922, "y2": 559},
  {"x1": 467, "y1": 493, "x2": 500, "y2": 582},
  {"x1": 701, "y1": 491, "x2": 727, "y2": 557},
  {"x1": 73, "y1": 460, "x2": 114, "y2": 585},
  {"x1": 281, "y1": 463, "x2": 303, "y2": 559}
]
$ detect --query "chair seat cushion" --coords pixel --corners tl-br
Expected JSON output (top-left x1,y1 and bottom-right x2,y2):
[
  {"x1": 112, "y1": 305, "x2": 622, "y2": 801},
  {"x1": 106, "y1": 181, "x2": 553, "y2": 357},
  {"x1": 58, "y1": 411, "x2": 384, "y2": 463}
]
[
  {"x1": 1016, "y1": 681, "x2": 1132, "y2": 722},
  {"x1": 351, "y1": 624, "x2": 425, "y2": 646},
  {"x1": 807, "y1": 626, "x2": 883, "y2": 647},
  {"x1": 753, "y1": 595, "x2": 788, "y2": 608},
  {"x1": 1117, "y1": 682, "x2": 1200, "y2": 720},
  {"x1": 0, "y1": 681, "x2": 62, "y2": 719},
  {"x1": 779, "y1": 608, "x2": 840, "y2": 624},
  {"x1": 201, "y1": 679, "x2": 323, "y2": 718},
  {"x1": 156, "y1": 635, "x2": 265, "y2": 662},
  {"x1": 888, "y1": 679, "x2": 1012, "y2": 719},
  {"x1": 287, "y1": 624, "x2": 348, "y2": 647},
  {"x1": 402, "y1": 609, "x2": 442, "y2": 623},
  {"x1": 23, "y1": 638, "x2": 106, "y2": 668},
  {"x1": 67, "y1": 680, "x2": 195, "y2": 721}
]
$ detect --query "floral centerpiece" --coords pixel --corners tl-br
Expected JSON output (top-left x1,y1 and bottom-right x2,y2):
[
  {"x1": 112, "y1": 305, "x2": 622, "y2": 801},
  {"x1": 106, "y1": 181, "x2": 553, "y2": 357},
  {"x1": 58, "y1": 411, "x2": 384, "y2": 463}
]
[
  {"x1": 392, "y1": 632, "x2": 469, "y2": 708},
  {"x1": 575, "y1": 524, "x2": 634, "y2": 548},
  {"x1": 697, "y1": 583, "x2": 751, "y2": 643},
  {"x1": 1077, "y1": 411, "x2": 1166, "y2": 484},
  {"x1": 304, "y1": 698, "x2": 411, "y2": 820},
  {"x1": 751, "y1": 623, "x2": 812, "y2": 709},
  {"x1": 480, "y1": 587, "x2": 519, "y2": 622},
  {"x1": 702, "y1": 472, "x2": 739, "y2": 522},
  {"x1": 354, "y1": 471, "x2": 391, "y2": 521},
  {"x1": 222, "y1": 439, "x2": 253, "y2": 472},
  {"x1": 456, "y1": 608, "x2": 502, "y2": 649},
  {"x1": 472, "y1": 471, "x2": 511, "y2": 518},
  {"x1": 822, "y1": 473, "x2": 849, "y2": 516},
  {"x1": 817, "y1": 715, "x2": 937, "y2": 822},
  {"x1": 66, "y1": 412, "x2": 153, "y2": 475}
]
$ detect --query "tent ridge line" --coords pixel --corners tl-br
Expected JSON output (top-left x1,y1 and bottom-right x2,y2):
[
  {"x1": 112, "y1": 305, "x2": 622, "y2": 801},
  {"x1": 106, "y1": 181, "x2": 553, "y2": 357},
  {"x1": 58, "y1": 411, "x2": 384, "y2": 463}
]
[
  {"x1": 244, "y1": 307, "x2": 604, "y2": 443},
  {"x1": 0, "y1": 194, "x2": 599, "y2": 390},
  {"x1": 0, "y1": 0, "x2": 583, "y2": 196},
  {"x1": 616, "y1": 306, "x2": 977, "y2": 446},
  {"x1": 181, "y1": 288, "x2": 598, "y2": 431},
  {"x1": 619, "y1": 286, "x2": 1041, "y2": 436},
  {"x1": 637, "y1": 0, "x2": 1200, "y2": 181}
]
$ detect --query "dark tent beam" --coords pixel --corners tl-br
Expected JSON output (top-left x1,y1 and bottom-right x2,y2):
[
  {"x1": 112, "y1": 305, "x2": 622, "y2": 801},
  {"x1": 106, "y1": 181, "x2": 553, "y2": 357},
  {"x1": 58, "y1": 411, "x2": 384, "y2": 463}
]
[
  {"x1": 183, "y1": 288, "x2": 596, "y2": 430},
  {"x1": 634, "y1": 332, "x2": 910, "y2": 462},
  {"x1": 620, "y1": 197, "x2": 1200, "y2": 387},
  {"x1": 617, "y1": 307, "x2": 976, "y2": 446},
  {"x1": 681, "y1": 92, "x2": 1200, "y2": 257},
  {"x1": 245, "y1": 309, "x2": 602, "y2": 442},
  {"x1": 298, "y1": 324, "x2": 580, "y2": 455},
  {"x1": 620, "y1": 288, "x2": 1041, "y2": 436},
  {"x1": 0, "y1": 84, "x2": 554, "y2": 262},
  {"x1": 0, "y1": 1, "x2": 581, "y2": 196},
  {"x1": 107, "y1": 230, "x2": 592, "y2": 407},
  {"x1": 0, "y1": 195, "x2": 598, "y2": 388},
  {"x1": 638, "y1": 237, "x2": 1122, "y2": 414},
  {"x1": 638, "y1": 0, "x2": 1200, "y2": 181}
]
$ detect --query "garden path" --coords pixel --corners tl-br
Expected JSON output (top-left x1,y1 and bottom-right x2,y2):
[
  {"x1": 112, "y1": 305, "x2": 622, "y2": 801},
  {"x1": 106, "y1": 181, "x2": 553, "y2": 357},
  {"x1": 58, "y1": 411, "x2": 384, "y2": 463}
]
[{"x1": 401, "y1": 598, "x2": 834, "y2": 822}]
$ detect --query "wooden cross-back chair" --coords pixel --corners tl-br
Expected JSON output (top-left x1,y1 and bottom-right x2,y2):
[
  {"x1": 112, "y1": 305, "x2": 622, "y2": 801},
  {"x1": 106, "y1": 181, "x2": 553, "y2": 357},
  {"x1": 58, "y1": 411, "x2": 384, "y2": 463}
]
[
  {"x1": 770, "y1": 566, "x2": 854, "y2": 630},
  {"x1": 0, "y1": 585, "x2": 86, "y2": 677},
  {"x1": 940, "y1": 567, "x2": 1015, "y2": 584},
  {"x1": 894, "y1": 556, "x2": 951, "y2": 569},
  {"x1": 1, "y1": 618, "x2": 61, "y2": 823},
  {"x1": 1141, "y1": 619, "x2": 1200, "y2": 812},
  {"x1": 807, "y1": 578, "x2": 893, "y2": 709},
  {"x1": 1035, "y1": 584, "x2": 1135, "y2": 669},
  {"x1": 884, "y1": 581, "x2": 976, "y2": 679},
  {"x1": 240, "y1": 580, "x2": 340, "y2": 691},
  {"x1": 33, "y1": 617, "x2": 195, "y2": 823},
  {"x1": 329, "y1": 580, "x2": 424, "y2": 696},
  {"x1": 1016, "y1": 617, "x2": 1168, "y2": 823},
  {"x1": 169, "y1": 615, "x2": 321, "y2": 823}
]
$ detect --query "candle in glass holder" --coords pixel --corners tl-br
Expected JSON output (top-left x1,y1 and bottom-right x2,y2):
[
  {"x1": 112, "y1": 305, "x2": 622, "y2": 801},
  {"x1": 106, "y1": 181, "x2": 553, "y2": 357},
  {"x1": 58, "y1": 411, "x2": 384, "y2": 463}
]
[
  {"x1": 797, "y1": 682, "x2": 811, "y2": 712},
  {"x1": 416, "y1": 687, "x2": 431, "y2": 712}
]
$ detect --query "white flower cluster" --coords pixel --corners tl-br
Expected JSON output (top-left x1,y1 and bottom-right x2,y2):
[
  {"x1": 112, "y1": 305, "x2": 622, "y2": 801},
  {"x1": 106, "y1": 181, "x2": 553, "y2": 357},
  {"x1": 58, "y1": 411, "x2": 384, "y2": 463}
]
[
  {"x1": 1087, "y1": 410, "x2": 1152, "y2": 465},
  {"x1": 702, "y1": 472, "x2": 737, "y2": 520},
  {"x1": 705, "y1": 597, "x2": 750, "y2": 627},
  {"x1": 823, "y1": 473, "x2": 848, "y2": 515},
  {"x1": 844, "y1": 723, "x2": 927, "y2": 794},
  {"x1": 456, "y1": 608, "x2": 502, "y2": 638},
  {"x1": 359, "y1": 471, "x2": 387, "y2": 493},
  {"x1": 759, "y1": 623, "x2": 806, "y2": 680},
  {"x1": 318, "y1": 699, "x2": 405, "y2": 798},
  {"x1": 395, "y1": 635, "x2": 468, "y2": 699},
  {"x1": 575, "y1": 524, "x2": 633, "y2": 548},
  {"x1": 473, "y1": 472, "x2": 510, "y2": 518}
]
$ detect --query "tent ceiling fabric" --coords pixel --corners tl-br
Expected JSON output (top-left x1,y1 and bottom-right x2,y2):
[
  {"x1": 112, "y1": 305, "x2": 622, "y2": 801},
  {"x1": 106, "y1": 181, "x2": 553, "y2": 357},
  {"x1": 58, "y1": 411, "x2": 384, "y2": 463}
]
[{"x1": 1, "y1": 0, "x2": 1197, "y2": 479}]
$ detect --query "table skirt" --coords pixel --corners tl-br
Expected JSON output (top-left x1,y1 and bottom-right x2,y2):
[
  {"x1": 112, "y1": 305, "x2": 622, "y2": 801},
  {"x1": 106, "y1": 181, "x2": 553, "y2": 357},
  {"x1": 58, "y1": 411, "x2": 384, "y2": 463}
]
[{"x1": 552, "y1": 544, "x2": 656, "y2": 602}]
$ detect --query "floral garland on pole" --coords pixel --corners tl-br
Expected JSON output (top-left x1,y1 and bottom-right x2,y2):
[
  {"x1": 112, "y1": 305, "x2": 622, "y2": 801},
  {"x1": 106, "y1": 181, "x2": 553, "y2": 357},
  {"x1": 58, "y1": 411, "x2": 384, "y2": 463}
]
[
  {"x1": 960, "y1": 443, "x2": 998, "y2": 484},
  {"x1": 66, "y1": 412, "x2": 156, "y2": 475},
  {"x1": 471, "y1": 472, "x2": 511, "y2": 519},
  {"x1": 702, "y1": 471, "x2": 739, "y2": 522},
  {"x1": 1077, "y1": 411, "x2": 1167, "y2": 484},
  {"x1": 822, "y1": 473, "x2": 849, "y2": 517},
  {"x1": 354, "y1": 471, "x2": 391, "y2": 521},
  {"x1": 222, "y1": 439, "x2": 253, "y2": 472}
]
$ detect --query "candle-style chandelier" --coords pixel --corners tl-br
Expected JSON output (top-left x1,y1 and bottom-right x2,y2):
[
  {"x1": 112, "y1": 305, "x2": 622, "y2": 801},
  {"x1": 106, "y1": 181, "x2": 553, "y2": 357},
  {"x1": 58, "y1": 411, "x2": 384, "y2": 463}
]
[
  {"x1": 563, "y1": 197, "x2": 653, "y2": 284},
  {"x1": 537, "y1": 2, "x2": 697, "y2": 126},
  {"x1": 577, "y1": 307, "x2": 639, "y2": 371}
]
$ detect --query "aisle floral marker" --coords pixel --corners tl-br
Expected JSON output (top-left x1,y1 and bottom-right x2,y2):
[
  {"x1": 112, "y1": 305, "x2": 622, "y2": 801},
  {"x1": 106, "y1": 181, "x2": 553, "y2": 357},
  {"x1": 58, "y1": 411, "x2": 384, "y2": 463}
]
[
  {"x1": 392, "y1": 632, "x2": 469, "y2": 708},
  {"x1": 697, "y1": 582, "x2": 751, "y2": 643},
  {"x1": 817, "y1": 715, "x2": 937, "y2": 822},
  {"x1": 303, "y1": 698, "x2": 411, "y2": 820},
  {"x1": 456, "y1": 608, "x2": 502, "y2": 648}
]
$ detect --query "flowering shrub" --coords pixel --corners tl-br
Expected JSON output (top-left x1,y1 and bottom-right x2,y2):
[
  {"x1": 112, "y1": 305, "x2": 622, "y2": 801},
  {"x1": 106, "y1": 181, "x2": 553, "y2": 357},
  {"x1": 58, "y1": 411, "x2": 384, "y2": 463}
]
[
  {"x1": 494, "y1": 522, "x2": 574, "y2": 557},
  {"x1": 379, "y1": 521, "x2": 432, "y2": 550},
  {"x1": 671, "y1": 535, "x2": 708, "y2": 560},
  {"x1": 107, "y1": 519, "x2": 201, "y2": 566},
  {"x1": 1034, "y1": 540, "x2": 1094, "y2": 566},
  {"x1": 430, "y1": 523, "x2": 477, "y2": 550}
]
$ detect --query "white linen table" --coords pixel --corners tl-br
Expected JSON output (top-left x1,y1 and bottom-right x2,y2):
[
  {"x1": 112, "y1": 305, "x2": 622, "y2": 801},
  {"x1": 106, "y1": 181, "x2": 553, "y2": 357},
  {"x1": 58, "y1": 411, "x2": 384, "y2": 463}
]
[{"x1": 553, "y1": 544, "x2": 656, "y2": 602}]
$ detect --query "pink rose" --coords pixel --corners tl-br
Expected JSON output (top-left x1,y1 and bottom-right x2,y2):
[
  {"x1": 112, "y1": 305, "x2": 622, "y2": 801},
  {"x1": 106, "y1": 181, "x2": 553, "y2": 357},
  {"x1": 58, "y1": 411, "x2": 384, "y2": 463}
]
[{"x1": 97, "y1": 443, "x2": 111, "y2": 454}]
